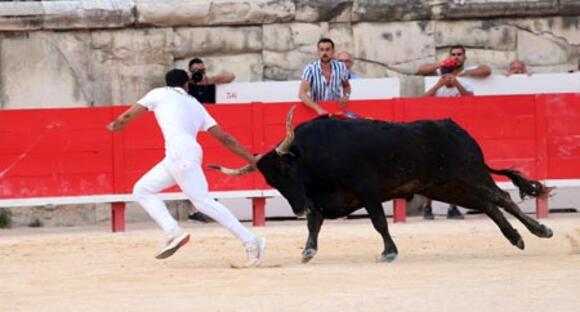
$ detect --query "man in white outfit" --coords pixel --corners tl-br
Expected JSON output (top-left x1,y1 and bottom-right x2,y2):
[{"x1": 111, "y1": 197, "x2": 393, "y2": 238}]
[{"x1": 107, "y1": 69, "x2": 265, "y2": 266}]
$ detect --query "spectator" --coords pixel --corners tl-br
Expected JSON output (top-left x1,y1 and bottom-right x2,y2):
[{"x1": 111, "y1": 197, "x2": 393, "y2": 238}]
[
  {"x1": 506, "y1": 60, "x2": 532, "y2": 76},
  {"x1": 187, "y1": 58, "x2": 236, "y2": 104},
  {"x1": 421, "y1": 57, "x2": 470, "y2": 220},
  {"x1": 299, "y1": 38, "x2": 351, "y2": 115},
  {"x1": 187, "y1": 58, "x2": 236, "y2": 221},
  {"x1": 424, "y1": 58, "x2": 474, "y2": 97},
  {"x1": 418, "y1": 45, "x2": 492, "y2": 78},
  {"x1": 337, "y1": 51, "x2": 361, "y2": 80}
]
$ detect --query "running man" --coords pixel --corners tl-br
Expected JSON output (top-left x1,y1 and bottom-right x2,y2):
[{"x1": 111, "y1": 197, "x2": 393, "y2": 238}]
[{"x1": 106, "y1": 69, "x2": 265, "y2": 267}]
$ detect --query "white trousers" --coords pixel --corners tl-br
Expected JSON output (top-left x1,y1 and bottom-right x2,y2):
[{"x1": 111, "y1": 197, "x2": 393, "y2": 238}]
[{"x1": 132, "y1": 136, "x2": 256, "y2": 246}]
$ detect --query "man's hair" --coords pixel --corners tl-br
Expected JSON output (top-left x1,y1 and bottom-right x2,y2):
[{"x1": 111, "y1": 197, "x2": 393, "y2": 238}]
[
  {"x1": 188, "y1": 58, "x2": 204, "y2": 69},
  {"x1": 165, "y1": 69, "x2": 189, "y2": 87},
  {"x1": 449, "y1": 45, "x2": 466, "y2": 54},
  {"x1": 317, "y1": 38, "x2": 335, "y2": 49}
]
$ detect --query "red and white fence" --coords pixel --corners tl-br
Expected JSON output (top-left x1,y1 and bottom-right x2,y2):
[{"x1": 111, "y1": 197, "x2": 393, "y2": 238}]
[{"x1": 0, "y1": 93, "x2": 579, "y2": 231}]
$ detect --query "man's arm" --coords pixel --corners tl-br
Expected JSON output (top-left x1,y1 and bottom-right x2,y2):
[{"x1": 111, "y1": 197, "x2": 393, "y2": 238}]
[
  {"x1": 461, "y1": 65, "x2": 492, "y2": 78},
  {"x1": 207, "y1": 71, "x2": 236, "y2": 84},
  {"x1": 207, "y1": 125, "x2": 257, "y2": 167},
  {"x1": 338, "y1": 79, "x2": 351, "y2": 108},
  {"x1": 298, "y1": 80, "x2": 327, "y2": 115},
  {"x1": 423, "y1": 77, "x2": 445, "y2": 97},
  {"x1": 106, "y1": 103, "x2": 148, "y2": 132},
  {"x1": 418, "y1": 63, "x2": 439, "y2": 76},
  {"x1": 452, "y1": 77, "x2": 474, "y2": 96}
]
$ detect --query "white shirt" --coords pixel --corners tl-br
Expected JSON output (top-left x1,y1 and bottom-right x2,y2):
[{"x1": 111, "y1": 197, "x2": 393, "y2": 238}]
[
  {"x1": 137, "y1": 87, "x2": 217, "y2": 152},
  {"x1": 435, "y1": 80, "x2": 474, "y2": 97}
]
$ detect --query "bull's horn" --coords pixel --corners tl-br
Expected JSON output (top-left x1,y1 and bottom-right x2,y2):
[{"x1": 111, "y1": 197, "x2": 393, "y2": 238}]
[
  {"x1": 207, "y1": 164, "x2": 255, "y2": 176},
  {"x1": 275, "y1": 105, "x2": 296, "y2": 155}
]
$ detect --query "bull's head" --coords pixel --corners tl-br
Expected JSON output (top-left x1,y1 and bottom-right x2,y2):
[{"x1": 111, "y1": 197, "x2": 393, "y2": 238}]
[{"x1": 208, "y1": 105, "x2": 312, "y2": 216}]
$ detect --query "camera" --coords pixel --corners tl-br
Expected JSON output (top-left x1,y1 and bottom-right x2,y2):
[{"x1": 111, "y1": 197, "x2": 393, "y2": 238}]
[{"x1": 191, "y1": 69, "x2": 205, "y2": 83}]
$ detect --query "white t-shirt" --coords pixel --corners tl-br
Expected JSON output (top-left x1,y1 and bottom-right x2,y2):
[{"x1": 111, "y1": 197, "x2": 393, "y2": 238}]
[
  {"x1": 435, "y1": 80, "x2": 474, "y2": 97},
  {"x1": 137, "y1": 87, "x2": 217, "y2": 151}
]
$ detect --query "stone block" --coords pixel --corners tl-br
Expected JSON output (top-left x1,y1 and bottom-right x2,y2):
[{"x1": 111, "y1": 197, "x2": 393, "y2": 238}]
[
  {"x1": 0, "y1": 2, "x2": 44, "y2": 31},
  {"x1": 174, "y1": 26, "x2": 262, "y2": 59},
  {"x1": 295, "y1": 0, "x2": 353, "y2": 22},
  {"x1": 560, "y1": 0, "x2": 580, "y2": 15},
  {"x1": 42, "y1": 0, "x2": 135, "y2": 30},
  {"x1": 434, "y1": 20, "x2": 517, "y2": 51},
  {"x1": 444, "y1": 0, "x2": 559, "y2": 19},
  {"x1": 290, "y1": 23, "x2": 327, "y2": 47},
  {"x1": 0, "y1": 32, "x2": 93, "y2": 108},
  {"x1": 509, "y1": 17, "x2": 580, "y2": 45},
  {"x1": 353, "y1": 22, "x2": 435, "y2": 74},
  {"x1": 517, "y1": 30, "x2": 573, "y2": 66},
  {"x1": 263, "y1": 50, "x2": 316, "y2": 80},
  {"x1": 209, "y1": 0, "x2": 295, "y2": 25},
  {"x1": 263, "y1": 24, "x2": 295, "y2": 52},
  {"x1": 90, "y1": 28, "x2": 175, "y2": 105},
  {"x1": 135, "y1": 0, "x2": 210, "y2": 27},
  {"x1": 352, "y1": 0, "x2": 438, "y2": 22}
]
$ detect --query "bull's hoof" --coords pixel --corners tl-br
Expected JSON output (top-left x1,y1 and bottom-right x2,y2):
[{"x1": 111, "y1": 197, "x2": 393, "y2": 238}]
[
  {"x1": 540, "y1": 225, "x2": 554, "y2": 238},
  {"x1": 302, "y1": 248, "x2": 317, "y2": 263},
  {"x1": 377, "y1": 252, "x2": 398, "y2": 263}
]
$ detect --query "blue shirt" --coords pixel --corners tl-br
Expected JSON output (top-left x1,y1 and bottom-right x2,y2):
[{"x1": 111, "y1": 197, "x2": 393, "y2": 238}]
[{"x1": 301, "y1": 59, "x2": 349, "y2": 101}]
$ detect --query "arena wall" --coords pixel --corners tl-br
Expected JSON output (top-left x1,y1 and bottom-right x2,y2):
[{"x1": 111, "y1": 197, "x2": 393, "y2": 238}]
[{"x1": 0, "y1": 0, "x2": 578, "y2": 108}]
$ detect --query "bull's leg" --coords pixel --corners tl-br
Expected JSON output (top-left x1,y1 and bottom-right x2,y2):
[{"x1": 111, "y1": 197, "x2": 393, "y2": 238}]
[
  {"x1": 423, "y1": 184, "x2": 525, "y2": 250},
  {"x1": 495, "y1": 196, "x2": 553, "y2": 238},
  {"x1": 302, "y1": 210, "x2": 324, "y2": 263},
  {"x1": 364, "y1": 202, "x2": 398, "y2": 262},
  {"x1": 481, "y1": 204, "x2": 525, "y2": 250}
]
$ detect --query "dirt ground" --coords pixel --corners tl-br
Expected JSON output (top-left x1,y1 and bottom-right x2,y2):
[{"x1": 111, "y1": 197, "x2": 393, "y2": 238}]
[{"x1": 1, "y1": 213, "x2": 579, "y2": 312}]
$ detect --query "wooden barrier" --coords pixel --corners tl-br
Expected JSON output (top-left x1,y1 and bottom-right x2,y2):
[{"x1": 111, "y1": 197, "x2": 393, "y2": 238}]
[{"x1": 1, "y1": 93, "x2": 578, "y2": 231}]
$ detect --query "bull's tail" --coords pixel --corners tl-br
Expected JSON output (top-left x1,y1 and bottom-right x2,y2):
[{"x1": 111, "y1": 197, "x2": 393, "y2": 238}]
[{"x1": 487, "y1": 166, "x2": 551, "y2": 199}]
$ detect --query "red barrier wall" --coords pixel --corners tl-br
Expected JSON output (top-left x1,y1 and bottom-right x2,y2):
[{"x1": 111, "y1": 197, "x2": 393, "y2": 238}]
[{"x1": 0, "y1": 93, "x2": 578, "y2": 199}]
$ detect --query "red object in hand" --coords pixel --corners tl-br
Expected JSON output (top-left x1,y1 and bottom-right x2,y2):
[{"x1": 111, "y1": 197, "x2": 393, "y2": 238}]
[{"x1": 439, "y1": 57, "x2": 458, "y2": 69}]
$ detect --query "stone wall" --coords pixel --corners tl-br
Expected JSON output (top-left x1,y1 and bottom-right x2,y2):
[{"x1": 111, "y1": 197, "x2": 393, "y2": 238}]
[
  {"x1": 0, "y1": 0, "x2": 578, "y2": 226},
  {"x1": 0, "y1": 0, "x2": 578, "y2": 107}
]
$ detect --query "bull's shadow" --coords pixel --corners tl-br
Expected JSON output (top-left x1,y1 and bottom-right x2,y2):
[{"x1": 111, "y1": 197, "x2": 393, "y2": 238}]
[{"x1": 211, "y1": 106, "x2": 553, "y2": 263}]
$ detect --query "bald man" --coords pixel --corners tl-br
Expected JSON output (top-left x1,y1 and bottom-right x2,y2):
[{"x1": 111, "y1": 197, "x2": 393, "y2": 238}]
[
  {"x1": 337, "y1": 51, "x2": 361, "y2": 80},
  {"x1": 506, "y1": 60, "x2": 532, "y2": 76}
]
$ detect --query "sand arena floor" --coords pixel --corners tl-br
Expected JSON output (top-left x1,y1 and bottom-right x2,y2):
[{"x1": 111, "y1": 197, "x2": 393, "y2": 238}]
[{"x1": 1, "y1": 213, "x2": 579, "y2": 312}]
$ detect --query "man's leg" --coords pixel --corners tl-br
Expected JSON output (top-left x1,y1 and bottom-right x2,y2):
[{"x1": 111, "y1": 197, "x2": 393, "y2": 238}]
[
  {"x1": 173, "y1": 164, "x2": 256, "y2": 245},
  {"x1": 133, "y1": 160, "x2": 183, "y2": 238}
]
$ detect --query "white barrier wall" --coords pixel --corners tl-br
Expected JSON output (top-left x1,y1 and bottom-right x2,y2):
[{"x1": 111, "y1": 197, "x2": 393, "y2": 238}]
[
  {"x1": 424, "y1": 73, "x2": 580, "y2": 96},
  {"x1": 216, "y1": 78, "x2": 401, "y2": 104}
]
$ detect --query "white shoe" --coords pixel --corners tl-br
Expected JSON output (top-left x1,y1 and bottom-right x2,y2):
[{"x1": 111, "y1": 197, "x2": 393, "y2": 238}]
[
  {"x1": 244, "y1": 237, "x2": 266, "y2": 267},
  {"x1": 156, "y1": 231, "x2": 190, "y2": 260}
]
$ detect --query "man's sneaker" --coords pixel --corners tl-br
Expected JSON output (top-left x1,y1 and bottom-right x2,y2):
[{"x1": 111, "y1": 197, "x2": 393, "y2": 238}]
[
  {"x1": 188, "y1": 212, "x2": 212, "y2": 223},
  {"x1": 156, "y1": 231, "x2": 190, "y2": 260},
  {"x1": 423, "y1": 206, "x2": 435, "y2": 220},
  {"x1": 244, "y1": 237, "x2": 266, "y2": 267},
  {"x1": 447, "y1": 205, "x2": 465, "y2": 220}
]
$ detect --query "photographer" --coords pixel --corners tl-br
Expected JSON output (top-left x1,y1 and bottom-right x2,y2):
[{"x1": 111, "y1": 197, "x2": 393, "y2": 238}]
[{"x1": 187, "y1": 58, "x2": 236, "y2": 104}]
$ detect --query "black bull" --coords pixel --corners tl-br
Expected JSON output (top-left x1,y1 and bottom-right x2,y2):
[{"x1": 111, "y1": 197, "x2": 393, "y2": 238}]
[{"x1": 210, "y1": 106, "x2": 553, "y2": 263}]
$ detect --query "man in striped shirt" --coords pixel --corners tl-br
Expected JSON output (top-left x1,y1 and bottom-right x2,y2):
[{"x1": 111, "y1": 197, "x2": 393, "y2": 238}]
[{"x1": 299, "y1": 38, "x2": 351, "y2": 115}]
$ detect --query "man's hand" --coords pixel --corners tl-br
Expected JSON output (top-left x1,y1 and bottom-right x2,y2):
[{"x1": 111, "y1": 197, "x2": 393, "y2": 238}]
[
  {"x1": 315, "y1": 107, "x2": 329, "y2": 116},
  {"x1": 338, "y1": 96, "x2": 348, "y2": 109},
  {"x1": 106, "y1": 103, "x2": 147, "y2": 133},
  {"x1": 106, "y1": 121, "x2": 120, "y2": 132}
]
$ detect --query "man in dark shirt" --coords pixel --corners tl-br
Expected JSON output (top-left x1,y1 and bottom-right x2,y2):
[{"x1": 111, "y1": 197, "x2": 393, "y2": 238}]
[{"x1": 187, "y1": 58, "x2": 236, "y2": 104}]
